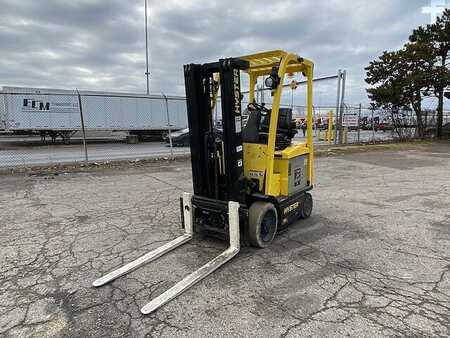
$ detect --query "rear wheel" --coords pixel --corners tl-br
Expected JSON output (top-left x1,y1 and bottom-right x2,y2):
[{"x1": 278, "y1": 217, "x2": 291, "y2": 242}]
[
  {"x1": 248, "y1": 202, "x2": 278, "y2": 248},
  {"x1": 300, "y1": 193, "x2": 313, "y2": 219}
]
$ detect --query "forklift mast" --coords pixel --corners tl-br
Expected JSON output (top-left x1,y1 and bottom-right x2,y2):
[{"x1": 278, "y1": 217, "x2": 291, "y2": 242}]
[{"x1": 184, "y1": 58, "x2": 249, "y2": 203}]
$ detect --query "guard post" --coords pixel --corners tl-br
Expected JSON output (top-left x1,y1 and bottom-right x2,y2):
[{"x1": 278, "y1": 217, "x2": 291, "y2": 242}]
[{"x1": 327, "y1": 111, "x2": 334, "y2": 144}]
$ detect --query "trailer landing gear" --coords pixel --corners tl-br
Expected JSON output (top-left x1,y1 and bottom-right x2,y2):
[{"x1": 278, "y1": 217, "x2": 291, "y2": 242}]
[
  {"x1": 92, "y1": 192, "x2": 240, "y2": 314},
  {"x1": 39, "y1": 131, "x2": 74, "y2": 144}
]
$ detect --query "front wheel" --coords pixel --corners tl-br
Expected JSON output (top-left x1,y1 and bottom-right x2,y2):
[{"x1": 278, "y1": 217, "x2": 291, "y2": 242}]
[{"x1": 248, "y1": 202, "x2": 278, "y2": 248}]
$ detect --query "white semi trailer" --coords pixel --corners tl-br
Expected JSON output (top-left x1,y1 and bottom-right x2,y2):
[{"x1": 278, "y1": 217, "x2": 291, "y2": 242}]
[{"x1": 0, "y1": 86, "x2": 188, "y2": 142}]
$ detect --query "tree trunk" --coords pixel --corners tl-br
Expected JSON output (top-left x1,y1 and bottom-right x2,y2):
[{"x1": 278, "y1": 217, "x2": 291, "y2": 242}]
[
  {"x1": 436, "y1": 54, "x2": 446, "y2": 139},
  {"x1": 437, "y1": 90, "x2": 444, "y2": 138},
  {"x1": 413, "y1": 92, "x2": 424, "y2": 138},
  {"x1": 416, "y1": 111, "x2": 425, "y2": 138},
  {"x1": 391, "y1": 110, "x2": 402, "y2": 139}
]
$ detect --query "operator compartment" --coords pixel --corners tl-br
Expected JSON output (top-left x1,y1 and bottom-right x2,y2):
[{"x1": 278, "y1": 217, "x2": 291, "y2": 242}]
[{"x1": 243, "y1": 104, "x2": 301, "y2": 195}]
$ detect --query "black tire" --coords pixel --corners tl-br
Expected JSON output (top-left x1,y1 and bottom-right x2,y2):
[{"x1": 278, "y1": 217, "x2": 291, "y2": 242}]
[
  {"x1": 300, "y1": 193, "x2": 313, "y2": 219},
  {"x1": 248, "y1": 202, "x2": 278, "y2": 248}
]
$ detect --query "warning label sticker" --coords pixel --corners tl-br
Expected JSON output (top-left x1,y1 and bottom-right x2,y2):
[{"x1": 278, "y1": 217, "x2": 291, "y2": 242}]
[{"x1": 235, "y1": 116, "x2": 242, "y2": 133}]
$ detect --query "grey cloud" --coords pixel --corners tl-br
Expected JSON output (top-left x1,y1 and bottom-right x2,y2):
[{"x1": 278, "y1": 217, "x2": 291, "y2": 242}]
[{"x1": 0, "y1": 0, "x2": 434, "y2": 106}]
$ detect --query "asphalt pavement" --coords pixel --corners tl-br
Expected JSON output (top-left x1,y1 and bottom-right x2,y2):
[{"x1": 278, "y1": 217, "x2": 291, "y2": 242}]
[{"x1": 0, "y1": 142, "x2": 449, "y2": 337}]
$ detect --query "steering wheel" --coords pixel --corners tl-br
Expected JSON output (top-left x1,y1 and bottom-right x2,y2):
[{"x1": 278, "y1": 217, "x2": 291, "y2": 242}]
[{"x1": 247, "y1": 102, "x2": 271, "y2": 115}]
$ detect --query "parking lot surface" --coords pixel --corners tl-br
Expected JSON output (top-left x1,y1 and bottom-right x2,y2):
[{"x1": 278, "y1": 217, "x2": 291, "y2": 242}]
[{"x1": 0, "y1": 143, "x2": 449, "y2": 337}]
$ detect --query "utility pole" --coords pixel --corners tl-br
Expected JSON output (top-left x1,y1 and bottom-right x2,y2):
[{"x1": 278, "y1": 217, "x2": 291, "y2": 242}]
[{"x1": 145, "y1": 0, "x2": 150, "y2": 95}]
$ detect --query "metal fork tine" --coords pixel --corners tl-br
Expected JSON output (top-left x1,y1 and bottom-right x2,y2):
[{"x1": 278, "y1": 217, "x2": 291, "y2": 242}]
[
  {"x1": 92, "y1": 234, "x2": 192, "y2": 287},
  {"x1": 140, "y1": 201, "x2": 240, "y2": 314},
  {"x1": 92, "y1": 192, "x2": 194, "y2": 287}
]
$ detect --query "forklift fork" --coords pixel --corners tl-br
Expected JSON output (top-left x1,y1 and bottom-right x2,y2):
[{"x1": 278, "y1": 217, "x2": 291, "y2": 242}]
[{"x1": 92, "y1": 192, "x2": 240, "y2": 314}]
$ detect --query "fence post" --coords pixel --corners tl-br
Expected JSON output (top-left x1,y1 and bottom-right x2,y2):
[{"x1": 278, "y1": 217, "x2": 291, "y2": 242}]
[
  {"x1": 161, "y1": 92, "x2": 174, "y2": 159},
  {"x1": 334, "y1": 70, "x2": 342, "y2": 144},
  {"x1": 76, "y1": 90, "x2": 88, "y2": 165},
  {"x1": 338, "y1": 70, "x2": 347, "y2": 144},
  {"x1": 313, "y1": 106, "x2": 317, "y2": 137},
  {"x1": 357, "y1": 103, "x2": 361, "y2": 144}
]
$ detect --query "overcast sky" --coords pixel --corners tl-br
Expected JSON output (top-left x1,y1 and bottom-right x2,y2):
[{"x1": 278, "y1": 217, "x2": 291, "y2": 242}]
[{"x1": 0, "y1": 0, "x2": 442, "y2": 107}]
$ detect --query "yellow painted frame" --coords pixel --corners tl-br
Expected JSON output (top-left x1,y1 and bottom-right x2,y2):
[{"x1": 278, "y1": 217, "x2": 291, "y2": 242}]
[{"x1": 239, "y1": 50, "x2": 314, "y2": 196}]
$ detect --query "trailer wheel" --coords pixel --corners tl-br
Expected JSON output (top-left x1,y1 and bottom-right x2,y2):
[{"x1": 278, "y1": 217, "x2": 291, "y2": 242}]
[
  {"x1": 300, "y1": 193, "x2": 313, "y2": 219},
  {"x1": 248, "y1": 202, "x2": 278, "y2": 248}
]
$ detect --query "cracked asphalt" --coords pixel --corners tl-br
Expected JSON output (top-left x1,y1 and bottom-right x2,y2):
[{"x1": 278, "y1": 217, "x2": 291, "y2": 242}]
[{"x1": 1, "y1": 142, "x2": 449, "y2": 337}]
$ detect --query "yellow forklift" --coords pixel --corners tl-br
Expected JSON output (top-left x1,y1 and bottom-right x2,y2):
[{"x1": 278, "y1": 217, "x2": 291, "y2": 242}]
[{"x1": 93, "y1": 50, "x2": 314, "y2": 314}]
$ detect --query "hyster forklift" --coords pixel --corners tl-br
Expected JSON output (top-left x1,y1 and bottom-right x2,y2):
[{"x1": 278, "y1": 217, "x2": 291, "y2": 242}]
[{"x1": 93, "y1": 50, "x2": 315, "y2": 314}]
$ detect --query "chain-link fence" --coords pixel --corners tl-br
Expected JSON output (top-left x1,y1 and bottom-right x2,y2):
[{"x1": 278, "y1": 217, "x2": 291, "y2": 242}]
[
  {"x1": 0, "y1": 89, "x2": 190, "y2": 168},
  {"x1": 1, "y1": 88, "x2": 448, "y2": 169},
  {"x1": 289, "y1": 104, "x2": 450, "y2": 145}
]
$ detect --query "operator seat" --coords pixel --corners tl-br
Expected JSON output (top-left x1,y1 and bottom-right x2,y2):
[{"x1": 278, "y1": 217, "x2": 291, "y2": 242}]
[{"x1": 243, "y1": 107, "x2": 297, "y2": 150}]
